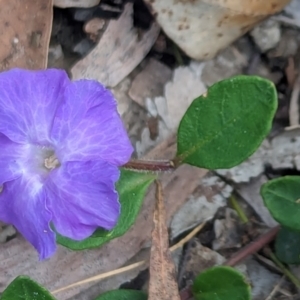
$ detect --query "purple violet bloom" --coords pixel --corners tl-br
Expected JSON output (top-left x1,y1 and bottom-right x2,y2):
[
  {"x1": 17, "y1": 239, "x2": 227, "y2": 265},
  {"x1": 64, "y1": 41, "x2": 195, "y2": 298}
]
[{"x1": 0, "y1": 69, "x2": 133, "y2": 260}]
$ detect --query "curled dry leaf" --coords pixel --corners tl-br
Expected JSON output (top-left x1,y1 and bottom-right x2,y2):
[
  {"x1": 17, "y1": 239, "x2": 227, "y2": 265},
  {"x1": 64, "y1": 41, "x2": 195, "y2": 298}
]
[
  {"x1": 71, "y1": 3, "x2": 160, "y2": 87},
  {"x1": 144, "y1": 0, "x2": 291, "y2": 60},
  {"x1": 0, "y1": 0, "x2": 53, "y2": 70},
  {"x1": 148, "y1": 181, "x2": 180, "y2": 300},
  {"x1": 84, "y1": 18, "x2": 106, "y2": 42},
  {"x1": 184, "y1": 239, "x2": 226, "y2": 278},
  {"x1": 129, "y1": 58, "x2": 172, "y2": 107},
  {"x1": 135, "y1": 61, "x2": 207, "y2": 157},
  {"x1": 213, "y1": 208, "x2": 242, "y2": 250}
]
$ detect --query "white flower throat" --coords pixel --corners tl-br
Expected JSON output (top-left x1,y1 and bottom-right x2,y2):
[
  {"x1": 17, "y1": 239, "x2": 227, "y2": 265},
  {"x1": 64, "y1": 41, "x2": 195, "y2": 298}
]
[{"x1": 24, "y1": 145, "x2": 61, "y2": 176}]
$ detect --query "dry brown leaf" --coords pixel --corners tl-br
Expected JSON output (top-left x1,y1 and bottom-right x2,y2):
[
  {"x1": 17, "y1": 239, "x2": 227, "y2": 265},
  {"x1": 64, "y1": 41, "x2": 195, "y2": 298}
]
[
  {"x1": 135, "y1": 61, "x2": 206, "y2": 156},
  {"x1": 184, "y1": 239, "x2": 226, "y2": 277},
  {"x1": 54, "y1": 0, "x2": 100, "y2": 8},
  {"x1": 129, "y1": 58, "x2": 172, "y2": 107},
  {"x1": 84, "y1": 18, "x2": 106, "y2": 42},
  {"x1": 144, "y1": 0, "x2": 290, "y2": 60},
  {"x1": 71, "y1": 3, "x2": 160, "y2": 87},
  {"x1": 148, "y1": 181, "x2": 180, "y2": 300},
  {"x1": 0, "y1": 136, "x2": 207, "y2": 300},
  {"x1": 0, "y1": 0, "x2": 52, "y2": 70}
]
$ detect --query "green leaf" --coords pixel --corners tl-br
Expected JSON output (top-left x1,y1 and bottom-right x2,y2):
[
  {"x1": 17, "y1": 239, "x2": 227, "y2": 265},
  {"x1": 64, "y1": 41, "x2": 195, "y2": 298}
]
[
  {"x1": 176, "y1": 75, "x2": 277, "y2": 169},
  {"x1": 275, "y1": 227, "x2": 300, "y2": 264},
  {"x1": 57, "y1": 169, "x2": 156, "y2": 250},
  {"x1": 192, "y1": 266, "x2": 251, "y2": 300},
  {"x1": 261, "y1": 176, "x2": 300, "y2": 231},
  {"x1": 94, "y1": 290, "x2": 147, "y2": 300},
  {"x1": 1, "y1": 276, "x2": 55, "y2": 300}
]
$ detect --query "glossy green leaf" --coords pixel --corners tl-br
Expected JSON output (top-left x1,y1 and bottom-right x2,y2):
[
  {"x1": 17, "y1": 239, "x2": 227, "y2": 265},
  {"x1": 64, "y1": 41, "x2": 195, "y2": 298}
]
[
  {"x1": 176, "y1": 75, "x2": 277, "y2": 169},
  {"x1": 261, "y1": 176, "x2": 300, "y2": 231},
  {"x1": 1, "y1": 276, "x2": 55, "y2": 300},
  {"x1": 275, "y1": 227, "x2": 300, "y2": 264},
  {"x1": 57, "y1": 169, "x2": 156, "y2": 250},
  {"x1": 192, "y1": 266, "x2": 251, "y2": 300},
  {"x1": 94, "y1": 290, "x2": 147, "y2": 300}
]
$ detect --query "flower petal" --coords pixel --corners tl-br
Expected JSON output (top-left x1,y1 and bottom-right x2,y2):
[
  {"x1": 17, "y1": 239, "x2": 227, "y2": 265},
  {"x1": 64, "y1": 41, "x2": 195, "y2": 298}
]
[
  {"x1": 0, "y1": 177, "x2": 56, "y2": 260},
  {"x1": 51, "y1": 80, "x2": 133, "y2": 165},
  {"x1": 0, "y1": 68, "x2": 69, "y2": 144},
  {"x1": 45, "y1": 160, "x2": 120, "y2": 240},
  {"x1": 0, "y1": 133, "x2": 25, "y2": 184}
]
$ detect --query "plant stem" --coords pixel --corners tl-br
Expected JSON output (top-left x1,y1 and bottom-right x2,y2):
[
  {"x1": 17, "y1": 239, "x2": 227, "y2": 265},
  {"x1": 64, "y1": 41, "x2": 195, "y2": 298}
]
[
  {"x1": 225, "y1": 226, "x2": 280, "y2": 267},
  {"x1": 123, "y1": 159, "x2": 176, "y2": 172},
  {"x1": 264, "y1": 247, "x2": 300, "y2": 288},
  {"x1": 229, "y1": 195, "x2": 249, "y2": 223}
]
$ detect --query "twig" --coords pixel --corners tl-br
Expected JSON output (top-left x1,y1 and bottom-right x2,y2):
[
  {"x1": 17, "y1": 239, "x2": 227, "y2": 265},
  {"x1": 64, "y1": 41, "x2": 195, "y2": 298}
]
[
  {"x1": 277, "y1": 288, "x2": 293, "y2": 298},
  {"x1": 170, "y1": 222, "x2": 206, "y2": 252},
  {"x1": 285, "y1": 56, "x2": 296, "y2": 88},
  {"x1": 52, "y1": 222, "x2": 206, "y2": 295},
  {"x1": 225, "y1": 226, "x2": 280, "y2": 267},
  {"x1": 52, "y1": 261, "x2": 146, "y2": 294},
  {"x1": 265, "y1": 276, "x2": 285, "y2": 300},
  {"x1": 124, "y1": 159, "x2": 175, "y2": 172},
  {"x1": 264, "y1": 247, "x2": 300, "y2": 289},
  {"x1": 254, "y1": 253, "x2": 281, "y2": 273}
]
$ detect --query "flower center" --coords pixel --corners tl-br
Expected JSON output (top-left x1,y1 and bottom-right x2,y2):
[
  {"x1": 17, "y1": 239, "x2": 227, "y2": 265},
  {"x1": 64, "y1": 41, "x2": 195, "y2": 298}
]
[
  {"x1": 22, "y1": 145, "x2": 61, "y2": 178},
  {"x1": 44, "y1": 154, "x2": 60, "y2": 170}
]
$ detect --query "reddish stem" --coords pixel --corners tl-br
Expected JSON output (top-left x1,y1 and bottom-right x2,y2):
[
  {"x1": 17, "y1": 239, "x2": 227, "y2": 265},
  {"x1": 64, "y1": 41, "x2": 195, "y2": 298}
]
[
  {"x1": 123, "y1": 159, "x2": 175, "y2": 172},
  {"x1": 225, "y1": 225, "x2": 280, "y2": 267}
]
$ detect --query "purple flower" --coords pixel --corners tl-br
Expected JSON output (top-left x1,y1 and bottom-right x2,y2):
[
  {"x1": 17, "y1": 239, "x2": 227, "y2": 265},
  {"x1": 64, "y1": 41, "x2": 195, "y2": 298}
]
[{"x1": 0, "y1": 69, "x2": 133, "y2": 259}]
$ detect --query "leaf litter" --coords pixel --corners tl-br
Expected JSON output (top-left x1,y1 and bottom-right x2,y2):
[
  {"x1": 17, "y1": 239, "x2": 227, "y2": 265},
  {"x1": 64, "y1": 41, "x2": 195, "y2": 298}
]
[{"x1": 1, "y1": 0, "x2": 300, "y2": 299}]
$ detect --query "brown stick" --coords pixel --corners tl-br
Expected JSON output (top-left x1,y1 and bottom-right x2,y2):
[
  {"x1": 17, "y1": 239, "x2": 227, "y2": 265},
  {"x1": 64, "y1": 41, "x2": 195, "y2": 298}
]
[
  {"x1": 124, "y1": 159, "x2": 175, "y2": 172},
  {"x1": 225, "y1": 226, "x2": 280, "y2": 267}
]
